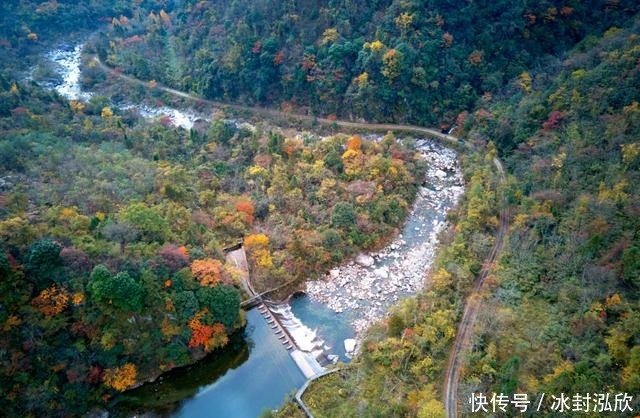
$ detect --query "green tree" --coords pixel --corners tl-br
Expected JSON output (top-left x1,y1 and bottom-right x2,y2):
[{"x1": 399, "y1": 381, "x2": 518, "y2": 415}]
[
  {"x1": 89, "y1": 265, "x2": 144, "y2": 312},
  {"x1": 622, "y1": 246, "x2": 639, "y2": 286},
  {"x1": 331, "y1": 202, "x2": 356, "y2": 229},
  {"x1": 196, "y1": 285, "x2": 240, "y2": 329},
  {"x1": 119, "y1": 203, "x2": 168, "y2": 242},
  {"x1": 0, "y1": 250, "x2": 10, "y2": 276},
  {"x1": 387, "y1": 313, "x2": 405, "y2": 337},
  {"x1": 26, "y1": 239, "x2": 62, "y2": 288}
]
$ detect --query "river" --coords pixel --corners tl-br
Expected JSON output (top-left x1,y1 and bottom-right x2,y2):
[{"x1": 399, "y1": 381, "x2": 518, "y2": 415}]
[{"x1": 38, "y1": 42, "x2": 463, "y2": 418}]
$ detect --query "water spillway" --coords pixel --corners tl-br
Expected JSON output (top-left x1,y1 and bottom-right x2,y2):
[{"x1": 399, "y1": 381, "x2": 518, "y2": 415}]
[{"x1": 118, "y1": 309, "x2": 306, "y2": 418}]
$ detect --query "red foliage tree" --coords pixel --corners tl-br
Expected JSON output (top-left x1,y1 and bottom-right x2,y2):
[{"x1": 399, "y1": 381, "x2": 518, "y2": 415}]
[
  {"x1": 159, "y1": 244, "x2": 190, "y2": 271},
  {"x1": 543, "y1": 110, "x2": 567, "y2": 130}
]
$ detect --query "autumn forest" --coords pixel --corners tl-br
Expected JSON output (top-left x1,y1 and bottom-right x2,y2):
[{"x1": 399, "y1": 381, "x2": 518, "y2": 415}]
[{"x1": 0, "y1": 0, "x2": 639, "y2": 417}]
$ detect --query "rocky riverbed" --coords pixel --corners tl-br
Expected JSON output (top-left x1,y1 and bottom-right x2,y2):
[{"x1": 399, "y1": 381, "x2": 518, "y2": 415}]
[{"x1": 306, "y1": 140, "x2": 464, "y2": 338}]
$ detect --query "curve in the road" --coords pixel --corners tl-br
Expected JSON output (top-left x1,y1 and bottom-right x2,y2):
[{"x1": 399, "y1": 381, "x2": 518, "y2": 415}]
[
  {"x1": 91, "y1": 56, "x2": 463, "y2": 147},
  {"x1": 443, "y1": 157, "x2": 509, "y2": 418}
]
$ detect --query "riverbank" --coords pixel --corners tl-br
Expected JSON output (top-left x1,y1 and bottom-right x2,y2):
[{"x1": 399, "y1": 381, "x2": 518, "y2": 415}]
[{"x1": 305, "y1": 139, "x2": 464, "y2": 340}]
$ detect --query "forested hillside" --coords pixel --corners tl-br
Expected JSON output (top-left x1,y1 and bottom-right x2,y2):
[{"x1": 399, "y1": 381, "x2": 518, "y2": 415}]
[
  {"x1": 460, "y1": 21, "x2": 640, "y2": 412},
  {"x1": 0, "y1": 2, "x2": 430, "y2": 416},
  {"x1": 100, "y1": 0, "x2": 638, "y2": 126},
  {"x1": 1, "y1": 1, "x2": 639, "y2": 417},
  {"x1": 0, "y1": 76, "x2": 423, "y2": 415},
  {"x1": 288, "y1": 18, "x2": 640, "y2": 418},
  {"x1": 0, "y1": 1, "x2": 179, "y2": 75}
]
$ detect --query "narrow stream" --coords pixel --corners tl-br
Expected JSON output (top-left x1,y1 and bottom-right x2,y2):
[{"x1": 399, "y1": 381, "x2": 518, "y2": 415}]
[{"x1": 38, "y1": 42, "x2": 463, "y2": 418}]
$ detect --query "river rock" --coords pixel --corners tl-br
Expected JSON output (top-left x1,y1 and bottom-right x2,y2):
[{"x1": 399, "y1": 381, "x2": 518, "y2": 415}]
[
  {"x1": 344, "y1": 338, "x2": 357, "y2": 355},
  {"x1": 355, "y1": 253, "x2": 374, "y2": 267},
  {"x1": 374, "y1": 267, "x2": 389, "y2": 279},
  {"x1": 305, "y1": 139, "x2": 465, "y2": 341}
]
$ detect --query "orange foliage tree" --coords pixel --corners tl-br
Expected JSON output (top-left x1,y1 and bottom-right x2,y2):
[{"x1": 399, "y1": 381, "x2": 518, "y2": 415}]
[
  {"x1": 31, "y1": 285, "x2": 69, "y2": 316},
  {"x1": 346, "y1": 135, "x2": 362, "y2": 152},
  {"x1": 103, "y1": 363, "x2": 137, "y2": 391},
  {"x1": 190, "y1": 258, "x2": 223, "y2": 287},
  {"x1": 235, "y1": 199, "x2": 255, "y2": 224},
  {"x1": 188, "y1": 310, "x2": 228, "y2": 351}
]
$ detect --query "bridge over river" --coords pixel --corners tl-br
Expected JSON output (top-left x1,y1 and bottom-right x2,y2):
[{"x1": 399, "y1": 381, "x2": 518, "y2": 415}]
[{"x1": 225, "y1": 246, "x2": 326, "y2": 379}]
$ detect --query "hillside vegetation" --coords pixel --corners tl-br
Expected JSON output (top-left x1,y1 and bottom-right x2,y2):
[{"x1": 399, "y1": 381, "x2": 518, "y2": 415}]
[
  {"x1": 289, "y1": 18, "x2": 640, "y2": 418},
  {"x1": 101, "y1": 0, "x2": 638, "y2": 126},
  {"x1": 0, "y1": 78, "x2": 423, "y2": 416},
  {"x1": 0, "y1": 1, "x2": 638, "y2": 417}
]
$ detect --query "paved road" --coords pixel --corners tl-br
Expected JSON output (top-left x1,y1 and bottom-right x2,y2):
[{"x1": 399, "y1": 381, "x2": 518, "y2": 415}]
[
  {"x1": 92, "y1": 56, "x2": 463, "y2": 147},
  {"x1": 443, "y1": 158, "x2": 509, "y2": 418}
]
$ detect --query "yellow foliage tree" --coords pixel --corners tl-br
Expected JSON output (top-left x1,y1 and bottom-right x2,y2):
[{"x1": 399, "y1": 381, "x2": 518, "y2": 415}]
[
  {"x1": 69, "y1": 100, "x2": 85, "y2": 114},
  {"x1": 355, "y1": 72, "x2": 369, "y2": 88},
  {"x1": 252, "y1": 248, "x2": 274, "y2": 268},
  {"x1": 32, "y1": 285, "x2": 69, "y2": 317},
  {"x1": 244, "y1": 233, "x2": 270, "y2": 248},
  {"x1": 621, "y1": 142, "x2": 640, "y2": 166},
  {"x1": 517, "y1": 72, "x2": 533, "y2": 94},
  {"x1": 101, "y1": 107, "x2": 114, "y2": 118},
  {"x1": 342, "y1": 145, "x2": 365, "y2": 177},
  {"x1": 417, "y1": 399, "x2": 446, "y2": 418},
  {"x1": 103, "y1": 363, "x2": 137, "y2": 391},
  {"x1": 366, "y1": 40, "x2": 385, "y2": 53},
  {"x1": 71, "y1": 292, "x2": 85, "y2": 306},
  {"x1": 382, "y1": 49, "x2": 402, "y2": 80},
  {"x1": 321, "y1": 28, "x2": 339, "y2": 45},
  {"x1": 395, "y1": 12, "x2": 414, "y2": 32},
  {"x1": 431, "y1": 268, "x2": 452, "y2": 292}
]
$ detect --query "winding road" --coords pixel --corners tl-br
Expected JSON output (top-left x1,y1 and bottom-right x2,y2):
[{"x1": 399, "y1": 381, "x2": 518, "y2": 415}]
[
  {"x1": 91, "y1": 55, "x2": 508, "y2": 418},
  {"x1": 443, "y1": 157, "x2": 509, "y2": 418},
  {"x1": 91, "y1": 56, "x2": 462, "y2": 147}
]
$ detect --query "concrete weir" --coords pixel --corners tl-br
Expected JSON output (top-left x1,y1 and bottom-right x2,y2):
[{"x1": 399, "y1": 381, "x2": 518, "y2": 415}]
[
  {"x1": 227, "y1": 245, "x2": 326, "y2": 380},
  {"x1": 290, "y1": 350, "x2": 325, "y2": 379}
]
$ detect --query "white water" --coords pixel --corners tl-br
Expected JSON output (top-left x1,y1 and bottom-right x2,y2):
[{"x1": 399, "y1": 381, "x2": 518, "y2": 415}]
[
  {"x1": 120, "y1": 103, "x2": 203, "y2": 130},
  {"x1": 43, "y1": 43, "x2": 205, "y2": 130},
  {"x1": 269, "y1": 304, "x2": 328, "y2": 357},
  {"x1": 46, "y1": 44, "x2": 93, "y2": 101}
]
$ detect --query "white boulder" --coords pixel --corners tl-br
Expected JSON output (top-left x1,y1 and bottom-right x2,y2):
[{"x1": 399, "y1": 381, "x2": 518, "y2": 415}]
[
  {"x1": 344, "y1": 338, "x2": 357, "y2": 356},
  {"x1": 355, "y1": 253, "x2": 374, "y2": 267}
]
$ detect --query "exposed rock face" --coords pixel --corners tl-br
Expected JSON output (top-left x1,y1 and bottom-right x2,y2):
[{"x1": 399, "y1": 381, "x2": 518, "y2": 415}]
[
  {"x1": 306, "y1": 139, "x2": 464, "y2": 338},
  {"x1": 346, "y1": 180, "x2": 376, "y2": 200}
]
